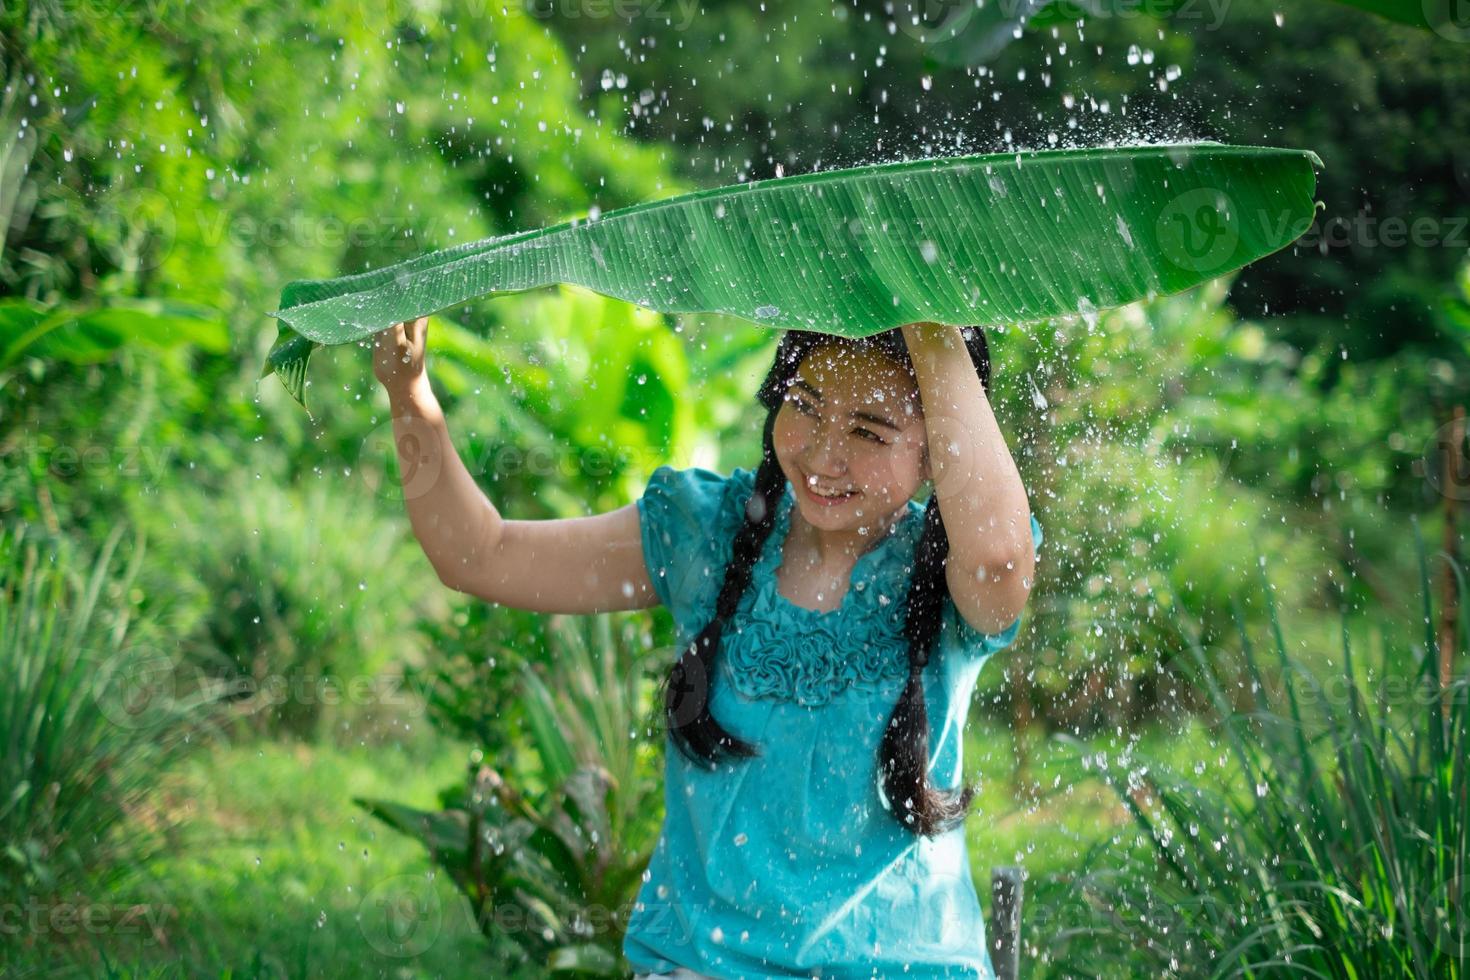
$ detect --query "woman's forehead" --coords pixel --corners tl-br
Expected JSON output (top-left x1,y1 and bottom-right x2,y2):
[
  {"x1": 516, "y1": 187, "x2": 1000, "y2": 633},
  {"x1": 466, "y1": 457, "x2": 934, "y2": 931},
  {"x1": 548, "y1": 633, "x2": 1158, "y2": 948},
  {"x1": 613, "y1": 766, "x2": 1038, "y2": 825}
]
[{"x1": 794, "y1": 344, "x2": 918, "y2": 402}]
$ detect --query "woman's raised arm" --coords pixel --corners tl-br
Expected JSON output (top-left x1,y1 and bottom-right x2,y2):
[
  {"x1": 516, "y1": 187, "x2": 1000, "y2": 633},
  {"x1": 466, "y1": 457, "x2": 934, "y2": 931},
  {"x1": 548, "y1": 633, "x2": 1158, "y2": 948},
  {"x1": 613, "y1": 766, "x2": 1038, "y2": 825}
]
[{"x1": 373, "y1": 318, "x2": 660, "y2": 615}]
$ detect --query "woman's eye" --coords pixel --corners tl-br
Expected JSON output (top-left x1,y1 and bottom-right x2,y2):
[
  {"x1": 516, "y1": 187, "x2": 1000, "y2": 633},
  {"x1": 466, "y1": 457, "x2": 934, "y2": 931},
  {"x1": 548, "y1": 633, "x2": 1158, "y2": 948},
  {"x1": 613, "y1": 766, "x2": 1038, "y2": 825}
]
[{"x1": 788, "y1": 397, "x2": 887, "y2": 444}]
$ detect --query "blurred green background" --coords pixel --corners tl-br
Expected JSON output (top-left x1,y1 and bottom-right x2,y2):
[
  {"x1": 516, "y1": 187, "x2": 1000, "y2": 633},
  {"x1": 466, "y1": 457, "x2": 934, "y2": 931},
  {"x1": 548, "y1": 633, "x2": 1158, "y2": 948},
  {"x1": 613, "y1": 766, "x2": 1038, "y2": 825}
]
[{"x1": 3, "y1": 0, "x2": 1468, "y2": 976}]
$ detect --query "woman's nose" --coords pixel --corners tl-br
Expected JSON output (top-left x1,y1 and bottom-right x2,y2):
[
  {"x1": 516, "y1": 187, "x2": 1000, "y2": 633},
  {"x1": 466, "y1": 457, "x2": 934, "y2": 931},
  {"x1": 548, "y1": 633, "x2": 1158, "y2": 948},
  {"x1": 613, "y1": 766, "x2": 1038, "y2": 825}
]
[{"x1": 806, "y1": 425, "x2": 846, "y2": 474}]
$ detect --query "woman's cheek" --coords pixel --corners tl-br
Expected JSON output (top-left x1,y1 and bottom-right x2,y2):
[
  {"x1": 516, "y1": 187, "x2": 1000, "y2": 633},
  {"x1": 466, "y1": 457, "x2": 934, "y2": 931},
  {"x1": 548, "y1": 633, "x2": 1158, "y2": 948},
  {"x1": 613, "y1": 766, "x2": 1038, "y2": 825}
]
[{"x1": 772, "y1": 413, "x2": 802, "y2": 453}]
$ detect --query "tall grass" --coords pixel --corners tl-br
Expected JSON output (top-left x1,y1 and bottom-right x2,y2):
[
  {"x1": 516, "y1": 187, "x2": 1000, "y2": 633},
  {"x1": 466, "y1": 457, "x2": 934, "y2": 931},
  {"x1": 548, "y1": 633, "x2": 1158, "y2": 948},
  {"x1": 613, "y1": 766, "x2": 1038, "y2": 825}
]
[
  {"x1": 1033, "y1": 518, "x2": 1467, "y2": 978},
  {"x1": 0, "y1": 523, "x2": 223, "y2": 959}
]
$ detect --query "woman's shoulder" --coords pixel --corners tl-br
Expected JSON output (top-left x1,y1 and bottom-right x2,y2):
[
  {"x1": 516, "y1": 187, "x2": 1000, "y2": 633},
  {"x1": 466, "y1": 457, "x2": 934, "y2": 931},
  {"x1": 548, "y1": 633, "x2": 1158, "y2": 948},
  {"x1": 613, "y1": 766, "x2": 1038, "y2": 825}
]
[
  {"x1": 637, "y1": 465, "x2": 761, "y2": 620},
  {"x1": 642, "y1": 464, "x2": 755, "y2": 516},
  {"x1": 638, "y1": 464, "x2": 762, "y2": 554}
]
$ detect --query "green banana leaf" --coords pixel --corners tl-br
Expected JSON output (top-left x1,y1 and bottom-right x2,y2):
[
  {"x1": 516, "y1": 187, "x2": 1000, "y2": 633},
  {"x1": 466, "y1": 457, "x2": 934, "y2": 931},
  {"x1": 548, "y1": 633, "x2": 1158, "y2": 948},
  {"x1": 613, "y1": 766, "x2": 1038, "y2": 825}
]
[{"x1": 262, "y1": 141, "x2": 1321, "y2": 409}]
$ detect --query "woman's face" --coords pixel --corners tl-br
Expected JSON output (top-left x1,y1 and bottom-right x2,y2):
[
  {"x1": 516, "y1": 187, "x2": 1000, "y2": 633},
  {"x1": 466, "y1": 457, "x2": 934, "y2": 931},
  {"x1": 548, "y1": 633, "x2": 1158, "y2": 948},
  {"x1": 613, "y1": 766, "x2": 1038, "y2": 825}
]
[{"x1": 772, "y1": 342, "x2": 930, "y2": 536}]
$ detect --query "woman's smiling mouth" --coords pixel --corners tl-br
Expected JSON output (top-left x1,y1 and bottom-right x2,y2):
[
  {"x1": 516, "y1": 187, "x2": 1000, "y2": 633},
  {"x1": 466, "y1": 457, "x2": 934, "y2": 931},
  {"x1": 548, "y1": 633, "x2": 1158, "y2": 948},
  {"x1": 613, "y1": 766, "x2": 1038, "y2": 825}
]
[{"x1": 802, "y1": 478, "x2": 859, "y2": 505}]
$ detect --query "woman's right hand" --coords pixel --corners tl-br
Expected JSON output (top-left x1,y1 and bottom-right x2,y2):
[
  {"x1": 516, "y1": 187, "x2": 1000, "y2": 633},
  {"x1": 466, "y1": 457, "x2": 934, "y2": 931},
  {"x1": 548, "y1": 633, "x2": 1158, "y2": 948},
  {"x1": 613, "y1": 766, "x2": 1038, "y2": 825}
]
[{"x1": 373, "y1": 316, "x2": 429, "y2": 397}]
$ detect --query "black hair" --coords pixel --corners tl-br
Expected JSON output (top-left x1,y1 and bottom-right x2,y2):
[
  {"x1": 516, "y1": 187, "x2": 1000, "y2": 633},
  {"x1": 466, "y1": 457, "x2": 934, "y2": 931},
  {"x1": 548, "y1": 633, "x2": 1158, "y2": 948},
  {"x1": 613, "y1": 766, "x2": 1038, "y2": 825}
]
[{"x1": 657, "y1": 325, "x2": 994, "y2": 838}]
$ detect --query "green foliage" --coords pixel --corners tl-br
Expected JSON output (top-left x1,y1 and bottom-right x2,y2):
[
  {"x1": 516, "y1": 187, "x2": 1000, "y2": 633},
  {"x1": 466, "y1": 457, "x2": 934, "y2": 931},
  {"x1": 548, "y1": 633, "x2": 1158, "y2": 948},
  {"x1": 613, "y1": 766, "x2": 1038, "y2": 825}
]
[
  {"x1": 359, "y1": 611, "x2": 668, "y2": 976},
  {"x1": 909, "y1": 0, "x2": 1459, "y2": 68},
  {"x1": 0, "y1": 297, "x2": 229, "y2": 373},
  {"x1": 2, "y1": 0, "x2": 675, "y2": 311},
  {"x1": 427, "y1": 286, "x2": 701, "y2": 497},
  {"x1": 130, "y1": 464, "x2": 437, "y2": 741},
  {"x1": 1033, "y1": 524, "x2": 1469, "y2": 976},
  {"x1": 979, "y1": 266, "x2": 1464, "y2": 734},
  {"x1": 4, "y1": 0, "x2": 1467, "y2": 973},
  {"x1": 0, "y1": 523, "x2": 222, "y2": 942}
]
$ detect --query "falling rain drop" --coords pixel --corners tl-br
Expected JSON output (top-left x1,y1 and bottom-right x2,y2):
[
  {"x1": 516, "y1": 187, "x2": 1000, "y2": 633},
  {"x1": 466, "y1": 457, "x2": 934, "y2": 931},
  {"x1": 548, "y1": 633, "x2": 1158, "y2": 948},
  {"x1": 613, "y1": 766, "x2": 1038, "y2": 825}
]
[{"x1": 1028, "y1": 374, "x2": 1049, "y2": 410}]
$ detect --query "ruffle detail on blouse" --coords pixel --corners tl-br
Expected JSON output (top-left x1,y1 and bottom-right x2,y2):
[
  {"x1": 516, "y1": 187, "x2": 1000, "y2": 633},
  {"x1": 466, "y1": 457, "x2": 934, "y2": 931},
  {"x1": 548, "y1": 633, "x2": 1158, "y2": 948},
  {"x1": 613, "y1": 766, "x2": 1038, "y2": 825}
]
[
  {"x1": 724, "y1": 606, "x2": 912, "y2": 706},
  {"x1": 718, "y1": 478, "x2": 922, "y2": 707}
]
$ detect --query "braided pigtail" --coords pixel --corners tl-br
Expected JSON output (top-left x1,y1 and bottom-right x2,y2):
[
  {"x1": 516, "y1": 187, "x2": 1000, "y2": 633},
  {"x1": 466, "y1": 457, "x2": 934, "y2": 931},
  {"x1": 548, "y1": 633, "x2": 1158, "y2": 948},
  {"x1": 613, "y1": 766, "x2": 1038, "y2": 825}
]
[
  {"x1": 662, "y1": 408, "x2": 786, "y2": 768},
  {"x1": 877, "y1": 495, "x2": 977, "y2": 836}
]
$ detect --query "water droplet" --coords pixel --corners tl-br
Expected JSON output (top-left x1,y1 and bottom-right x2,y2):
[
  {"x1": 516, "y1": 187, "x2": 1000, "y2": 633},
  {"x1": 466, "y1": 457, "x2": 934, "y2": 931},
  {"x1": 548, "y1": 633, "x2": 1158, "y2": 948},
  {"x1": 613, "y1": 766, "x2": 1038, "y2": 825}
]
[
  {"x1": 1115, "y1": 215, "x2": 1134, "y2": 247},
  {"x1": 1077, "y1": 296, "x2": 1099, "y2": 331},
  {"x1": 1028, "y1": 374, "x2": 1049, "y2": 410}
]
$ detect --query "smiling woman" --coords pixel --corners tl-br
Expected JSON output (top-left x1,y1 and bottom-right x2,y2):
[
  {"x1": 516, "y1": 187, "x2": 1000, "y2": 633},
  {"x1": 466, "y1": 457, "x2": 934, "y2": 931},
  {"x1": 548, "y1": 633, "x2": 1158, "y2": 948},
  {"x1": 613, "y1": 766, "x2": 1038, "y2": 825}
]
[
  {"x1": 771, "y1": 341, "x2": 932, "y2": 587},
  {"x1": 609, "y1": 322, "x2": 1045, "y2": 977}
]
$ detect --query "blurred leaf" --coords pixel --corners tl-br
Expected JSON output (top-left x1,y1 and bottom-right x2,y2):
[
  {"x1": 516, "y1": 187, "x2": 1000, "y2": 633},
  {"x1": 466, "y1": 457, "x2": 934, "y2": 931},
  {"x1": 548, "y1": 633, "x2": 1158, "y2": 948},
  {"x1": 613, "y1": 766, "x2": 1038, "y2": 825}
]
[
  {"x1": 0, "y1": 298, "x2": 228, "y2": 372},
  {"x1": 934, "y1": 0, "x2": 1459, "y2": 66}
]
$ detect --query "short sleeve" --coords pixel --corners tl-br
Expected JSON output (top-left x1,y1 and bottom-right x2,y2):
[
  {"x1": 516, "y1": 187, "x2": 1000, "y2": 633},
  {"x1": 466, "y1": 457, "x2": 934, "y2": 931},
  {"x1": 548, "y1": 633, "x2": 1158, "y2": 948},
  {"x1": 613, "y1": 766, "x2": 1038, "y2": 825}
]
[
  {"x1": 635, "y1": 465, "x2": 742, "y2": 626},
  {"x1": 939, "y1": 513, "x2": 1044, "y2": 659}
]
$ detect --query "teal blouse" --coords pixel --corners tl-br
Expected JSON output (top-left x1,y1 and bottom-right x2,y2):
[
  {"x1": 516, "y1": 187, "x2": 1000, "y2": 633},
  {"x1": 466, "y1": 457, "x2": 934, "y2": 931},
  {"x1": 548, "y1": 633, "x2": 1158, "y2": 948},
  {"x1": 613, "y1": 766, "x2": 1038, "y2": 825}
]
[{"x1": 625, "y1": 465, "x2": 1044, "y2": 979}]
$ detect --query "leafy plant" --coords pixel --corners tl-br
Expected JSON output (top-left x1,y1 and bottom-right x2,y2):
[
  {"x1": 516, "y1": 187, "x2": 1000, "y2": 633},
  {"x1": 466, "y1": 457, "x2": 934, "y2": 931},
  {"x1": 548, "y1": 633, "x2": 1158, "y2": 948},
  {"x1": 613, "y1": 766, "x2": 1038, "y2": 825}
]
[
  {"x1": 262, "y1": 142, "x2": 1321, "y2": 407},
  {"x1": 0, "y1": 523, "x2": 222, "y2": 950},
  {"x1": 357, "y1": 611, "x2": 668, "y2": 976},
  {"x1": 135, "y1": 465, "x2": 435, "y2": 742},
  {"x1": 1031, "y1": 520, "x2": 1468, "y2": 977}
]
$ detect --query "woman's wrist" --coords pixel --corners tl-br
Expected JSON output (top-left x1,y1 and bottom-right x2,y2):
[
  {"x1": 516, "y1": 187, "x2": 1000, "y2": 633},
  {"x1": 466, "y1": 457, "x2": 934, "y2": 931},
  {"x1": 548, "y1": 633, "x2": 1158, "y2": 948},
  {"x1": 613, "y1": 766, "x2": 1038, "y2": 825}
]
[{"x1": 385, "y1": 373, "x2": 437, "y2": 415}]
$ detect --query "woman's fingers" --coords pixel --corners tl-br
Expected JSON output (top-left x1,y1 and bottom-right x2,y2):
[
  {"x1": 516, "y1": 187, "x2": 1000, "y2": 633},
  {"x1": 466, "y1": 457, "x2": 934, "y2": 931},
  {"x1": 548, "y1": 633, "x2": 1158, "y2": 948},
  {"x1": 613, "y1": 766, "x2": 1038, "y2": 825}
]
[{"x1": 372, "y1": 316, "x2": 428, "y2": 392}]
